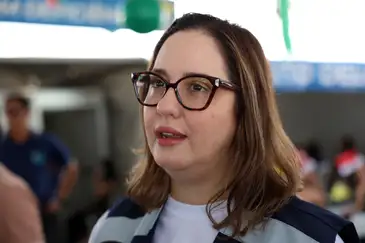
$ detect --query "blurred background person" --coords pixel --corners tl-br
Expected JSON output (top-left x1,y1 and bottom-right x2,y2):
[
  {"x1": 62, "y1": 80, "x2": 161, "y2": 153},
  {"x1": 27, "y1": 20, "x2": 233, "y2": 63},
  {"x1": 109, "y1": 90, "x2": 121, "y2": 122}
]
[
  {"x1": 0, "y1": 92, "x2": 78, "y2": 243},
  {"x1": 306, "y1": 140, "x2": 324, "y2": 164},
  {"x1": 67, "y1": 158, "x2": 118, "y2": 243},
  {"x1": 0, "y1": 163, "x2": 44, "y2": 243},
  {"x1": 329, "y1": 135, "x2": 365, "y2": 216},
  {"x1": 297, "y1": 145, "x2": 326, "y2": 207},
  {"x1": 306, "y1": 140, "x2": 332, "y2": 192}
]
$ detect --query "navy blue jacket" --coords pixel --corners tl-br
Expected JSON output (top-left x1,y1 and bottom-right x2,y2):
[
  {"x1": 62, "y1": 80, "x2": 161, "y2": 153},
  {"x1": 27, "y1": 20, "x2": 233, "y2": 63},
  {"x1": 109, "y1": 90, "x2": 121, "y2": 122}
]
[{"x1": 89, "y1": 196, "x2": 359, "y2": 243}]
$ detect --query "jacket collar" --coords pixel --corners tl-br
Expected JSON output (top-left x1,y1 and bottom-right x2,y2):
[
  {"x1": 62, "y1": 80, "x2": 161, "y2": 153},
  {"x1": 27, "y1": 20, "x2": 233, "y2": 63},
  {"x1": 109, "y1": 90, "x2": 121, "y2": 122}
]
[{"x1": 130, "y1": 204, "x2": 265, "y2": 243}]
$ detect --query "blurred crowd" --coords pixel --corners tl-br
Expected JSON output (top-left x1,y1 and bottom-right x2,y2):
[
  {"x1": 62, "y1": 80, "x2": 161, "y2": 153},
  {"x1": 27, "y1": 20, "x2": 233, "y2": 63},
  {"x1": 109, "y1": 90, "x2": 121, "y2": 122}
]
[{"x1": 297, "y1": 136, "x2": 365, "y2": 217}]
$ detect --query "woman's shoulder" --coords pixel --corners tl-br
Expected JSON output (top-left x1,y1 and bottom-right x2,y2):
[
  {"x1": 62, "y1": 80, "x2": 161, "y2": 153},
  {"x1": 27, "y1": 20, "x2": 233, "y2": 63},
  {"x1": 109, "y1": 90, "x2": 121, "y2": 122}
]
[
  {"x1": 89, "y1": 197, "x2": 147, "y2": 243},
  {"x1": 271, "y1": 196, "x2": 359, "y2": 243},
  {"x1": 106, "y1": 196, "x2": 146, "y2": 218},
  {"x1": 89, "y1": 196, "x2": 360, "y2": 243}
]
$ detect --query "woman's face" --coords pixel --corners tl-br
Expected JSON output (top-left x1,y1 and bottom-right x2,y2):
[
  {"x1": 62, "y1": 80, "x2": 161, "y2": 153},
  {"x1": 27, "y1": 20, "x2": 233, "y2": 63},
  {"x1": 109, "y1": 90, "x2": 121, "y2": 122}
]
[{"x1": 144, "y1": 30, "x2": 237, "y2": 179}]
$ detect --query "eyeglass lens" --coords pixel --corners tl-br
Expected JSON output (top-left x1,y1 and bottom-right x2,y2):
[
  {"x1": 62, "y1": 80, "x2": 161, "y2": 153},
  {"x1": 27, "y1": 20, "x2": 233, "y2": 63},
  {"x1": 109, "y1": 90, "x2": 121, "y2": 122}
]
[{"x1": 134, "y1": 73, "x2": 214, "y2": 109}]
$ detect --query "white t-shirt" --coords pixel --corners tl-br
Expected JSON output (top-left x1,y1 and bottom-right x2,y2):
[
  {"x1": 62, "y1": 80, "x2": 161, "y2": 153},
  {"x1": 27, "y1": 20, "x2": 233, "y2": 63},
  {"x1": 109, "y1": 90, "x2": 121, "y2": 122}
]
[
  {"x1": 153, "y1": 196, "x2": 226, "y2": 243},
  {"x1": 153, "y1": 197, "x2": 344, "y2": 243}
]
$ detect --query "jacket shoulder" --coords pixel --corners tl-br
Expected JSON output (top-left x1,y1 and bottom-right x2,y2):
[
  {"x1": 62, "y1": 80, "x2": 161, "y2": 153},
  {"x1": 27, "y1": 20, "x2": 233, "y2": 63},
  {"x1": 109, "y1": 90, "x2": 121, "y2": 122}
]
[
  {"x1": 89, "y1": 197, "x2": 146, "y2": 243},
  {"x1": 107, "y1": 196, "x2": 146, "y2": 218},
  {"x1": 272, "y1": 197, "x2": 360, "y2": 243}
]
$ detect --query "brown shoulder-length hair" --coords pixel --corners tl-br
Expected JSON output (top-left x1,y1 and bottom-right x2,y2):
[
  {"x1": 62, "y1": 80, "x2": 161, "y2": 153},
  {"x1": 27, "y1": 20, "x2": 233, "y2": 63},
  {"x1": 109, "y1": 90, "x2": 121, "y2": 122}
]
[{"x1": 127, "y1": 13, "x2": 301, "y2": 237}]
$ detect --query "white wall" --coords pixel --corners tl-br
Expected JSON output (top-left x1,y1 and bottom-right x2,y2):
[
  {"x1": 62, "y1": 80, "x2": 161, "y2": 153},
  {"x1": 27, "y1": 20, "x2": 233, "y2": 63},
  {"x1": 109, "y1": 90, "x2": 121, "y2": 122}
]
[
  {"x1": 101, "y1": 63, "x2": 146, "y2": 188},
  {"x1": 278, "y1": 93, "x2": 365, "y2": 158}
]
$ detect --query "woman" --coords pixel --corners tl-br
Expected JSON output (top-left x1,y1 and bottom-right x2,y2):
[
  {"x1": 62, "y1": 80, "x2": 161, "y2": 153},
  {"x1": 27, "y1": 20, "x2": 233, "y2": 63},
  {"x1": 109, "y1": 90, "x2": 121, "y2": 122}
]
[
  {"x1": 89, "y1": 13, "x2": 359, "y2": 243},
  {"x1": 297, "y1": 146, "x2": 326, "y2": 207}
]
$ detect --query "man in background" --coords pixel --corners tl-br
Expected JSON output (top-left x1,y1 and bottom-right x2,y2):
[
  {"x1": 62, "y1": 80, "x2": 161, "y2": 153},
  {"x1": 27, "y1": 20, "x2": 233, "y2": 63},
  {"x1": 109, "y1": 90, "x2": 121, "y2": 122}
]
[
  {"x1": 0, "y1": 163, "x2": 44, "y2": 243},
  {"x1": 0, "y1": 92, "x2": 78, "y2": 243}
]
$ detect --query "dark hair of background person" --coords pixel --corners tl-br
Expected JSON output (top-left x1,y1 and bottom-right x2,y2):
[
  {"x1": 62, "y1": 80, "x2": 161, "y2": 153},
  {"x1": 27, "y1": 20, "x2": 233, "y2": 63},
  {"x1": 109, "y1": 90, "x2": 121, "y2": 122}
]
[
  {"x1": 341, "y1": 135, "x2": 356, "y2": 152},
  {"x1": 100, "y1": 158, "x2": 117, "y2": 183},
  {"x1": 306, "y1": 140, "x2": 324, "y2": 163},
  {"x1": 126, "y1": 13, "x2": 301, "y2": 237},
  {"x1": 328, "y1": 135, "x2": 358, "y2": 191},
  {"x1": 5, "y1": 93, "x2": 31, "y2": 109}
]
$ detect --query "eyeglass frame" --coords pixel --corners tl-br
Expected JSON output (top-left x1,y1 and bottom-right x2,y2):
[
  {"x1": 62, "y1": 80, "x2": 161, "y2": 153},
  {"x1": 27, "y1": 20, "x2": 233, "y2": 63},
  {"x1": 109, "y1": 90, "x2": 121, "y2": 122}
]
[{"x1": 131, "y1": 71, "x2": 241, "y2": 111}]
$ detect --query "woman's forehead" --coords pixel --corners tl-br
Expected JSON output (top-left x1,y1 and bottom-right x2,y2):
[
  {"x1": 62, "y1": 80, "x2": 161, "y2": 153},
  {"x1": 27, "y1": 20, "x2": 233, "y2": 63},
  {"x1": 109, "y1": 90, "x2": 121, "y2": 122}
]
[{"x1": 153, "y1": 30, "x2": 228, "y2": 81}]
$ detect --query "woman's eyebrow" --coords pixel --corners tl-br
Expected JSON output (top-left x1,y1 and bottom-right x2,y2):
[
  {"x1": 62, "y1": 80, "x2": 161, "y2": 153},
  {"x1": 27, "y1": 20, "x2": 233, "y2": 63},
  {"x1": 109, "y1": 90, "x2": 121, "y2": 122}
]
[
  {"x1": 151, "y1": 68, "x2": 170, "y2": 79},
  {"x1": 182, "y1": 71, "x2": 210, "y2": 77},
  {"x1": 151, "y1": 69, "x2": 213, "y2": 79}
]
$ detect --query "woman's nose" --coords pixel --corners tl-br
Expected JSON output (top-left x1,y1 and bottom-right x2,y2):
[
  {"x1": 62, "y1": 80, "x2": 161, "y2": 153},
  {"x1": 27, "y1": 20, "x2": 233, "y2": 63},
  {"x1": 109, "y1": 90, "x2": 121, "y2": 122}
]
[{"x1": 156, "y1": 88, "x2": 181, "y2": 117}]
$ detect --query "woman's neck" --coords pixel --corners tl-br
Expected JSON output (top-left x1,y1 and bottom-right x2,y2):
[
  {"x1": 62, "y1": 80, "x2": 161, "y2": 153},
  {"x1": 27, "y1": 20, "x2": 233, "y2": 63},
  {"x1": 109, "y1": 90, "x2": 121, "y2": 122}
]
[
  {"x1": 168, "y1": 153, "x2": 230, "y2": 205},
  {"x1": 170, "y1": 177, "x2": 225, "y2": 205}
]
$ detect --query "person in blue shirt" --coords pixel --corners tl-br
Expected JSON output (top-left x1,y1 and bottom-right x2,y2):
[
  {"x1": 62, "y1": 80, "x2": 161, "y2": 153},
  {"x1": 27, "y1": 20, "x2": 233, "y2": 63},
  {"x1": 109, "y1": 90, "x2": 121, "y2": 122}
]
[{"x1": 0, "y1": 92, "x2": 78, "y2": 243}]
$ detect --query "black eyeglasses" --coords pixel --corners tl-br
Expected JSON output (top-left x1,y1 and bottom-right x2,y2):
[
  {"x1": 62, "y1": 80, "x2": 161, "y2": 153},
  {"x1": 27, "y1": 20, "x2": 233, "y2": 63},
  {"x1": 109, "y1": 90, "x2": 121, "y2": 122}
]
[{"x1": 131, "y1": 71, "x2": 240, "y2": 111}]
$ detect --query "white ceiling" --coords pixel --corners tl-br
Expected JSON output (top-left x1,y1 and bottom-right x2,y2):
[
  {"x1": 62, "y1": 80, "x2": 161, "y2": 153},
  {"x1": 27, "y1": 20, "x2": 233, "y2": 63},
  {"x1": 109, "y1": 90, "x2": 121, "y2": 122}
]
[
  {"x1": 0, "y1": 59, "x2": 147, "y2": 86},
  {"x1": 1, "y1": 0, "x2": 365, "y2": 62}
]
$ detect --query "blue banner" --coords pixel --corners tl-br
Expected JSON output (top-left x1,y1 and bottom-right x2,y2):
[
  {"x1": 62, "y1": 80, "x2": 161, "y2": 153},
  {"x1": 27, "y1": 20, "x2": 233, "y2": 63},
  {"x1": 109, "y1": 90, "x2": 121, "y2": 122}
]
[
  {"x1": 0, "y1": 0, "x2": 174, "y2": 31},
  {"x1": 271, "y1": 61, "x2": 365, "y2": 92}
]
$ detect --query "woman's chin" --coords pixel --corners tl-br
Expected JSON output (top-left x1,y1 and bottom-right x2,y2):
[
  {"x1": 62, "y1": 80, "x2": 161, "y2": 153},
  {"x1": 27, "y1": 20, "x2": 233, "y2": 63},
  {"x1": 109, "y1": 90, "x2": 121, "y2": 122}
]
[{"x1": 155, "y1": 158, "x2": 191, "y2": 172}]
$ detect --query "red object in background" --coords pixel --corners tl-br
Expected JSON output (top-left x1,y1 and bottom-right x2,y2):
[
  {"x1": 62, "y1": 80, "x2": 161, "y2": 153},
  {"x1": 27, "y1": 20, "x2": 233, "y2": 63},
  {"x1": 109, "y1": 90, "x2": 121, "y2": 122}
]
[
  {"x1": 335, "y1": 149, "x2": 357, "y2": 168},
  {"x1": 46, "y1": 0, "x2": 58, "y2": 7}
]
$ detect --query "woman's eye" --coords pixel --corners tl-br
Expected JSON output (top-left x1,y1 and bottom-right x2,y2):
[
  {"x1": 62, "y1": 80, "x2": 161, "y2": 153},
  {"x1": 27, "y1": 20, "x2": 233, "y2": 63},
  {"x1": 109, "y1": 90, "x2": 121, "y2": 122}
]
[
  {"x1": 151, "y1": 79, "x2": 165, "y2": 88},
  {"x1": 190, "y1": 83, "x2": 209, "y2": 92}
]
